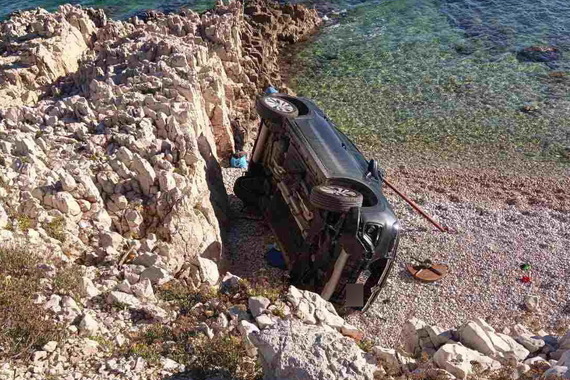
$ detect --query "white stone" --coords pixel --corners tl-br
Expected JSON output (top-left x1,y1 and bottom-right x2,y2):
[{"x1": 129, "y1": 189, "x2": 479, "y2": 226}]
[
  {"x1": 525, "y1": 357, "x2": 549, "y2": 366},
  {"x1": 116, "y1": 280, "x2": 132, "y2": 293},
  {"x1": 131, "y1": 154, "x2": 156, "y2": 196},
  {"x1": 32, "y1": 351, "x2": 48, "y2": 362},
  {"x1": 255, "y1": 314, "x2": 275, "y2": 329},
  {"x1": 373, "y1": 346, "x2": 403, "y2": 375},
  {"x1": 107, "y1": 291, "x2": 141, "y2": 308},
  {"x1": 52, "y1": 192, "x2": 81, "y2": 216},
  {"x1": 198, "y1": 257, "x2": 219, "y2": 286},
  {"x1": 524, "y1": 295, "x2": 540, "y2": 312},
  {"x1": 433, "y1": 343, "x2": 501, "y2": 379},
  {"x1": 99, "y1": 231, "x2": 123, "y2": 250},
  {"x1": 58, "y1": 171, "x2": 77, "y2": 192},
  {"x1": 140, "y1": 266, "x2": 172, "y2": 286},
  {"x1": 558, "y1": 351, "x2": 570, "y2": 367},
  {"x1": 238, "y1": 320, "x2": 260, "y2": 357},
  {"x1": 286, "y1": 286, "x2": 344, "y2": 329},
  {"x1": 43, "y1": 294, "x2": 62, "y2": 313},
  {"x1": 0, "y1": 204, "x2": 7, "y2": 228},
  {"x1": 402, "y1": 318, "x2": 428, "y2": 355},
  {"x1": 249, "y1": 296, "x2": 271, "y2": 318},
  {"x1": 459, "y1": 318, "x2": 530, "y2": 361},
  {"x1": 161, "y1": 357, "x2": 181, "y2": 372},
  {"x1": 250, "y1": 318, "x2": 378, "y2": 380},
  {"x1": 79, "y1": 276, "x2": 101, "y2": 298},
  {"x1": 79, "y1": 314, "x2": 100, "y2": 336},
  {"x1": 131, "y1": 278, "x2": 155, "y2": 301},
  {"x1": 42, "y1": 341, "x2": 58, "y2": 353},
  {"x1": 542, "y1": 366, "x2": 570, "y2": 379},
  {"x1": 133, "y1": 252, "x2": 159, "y2": 267}
]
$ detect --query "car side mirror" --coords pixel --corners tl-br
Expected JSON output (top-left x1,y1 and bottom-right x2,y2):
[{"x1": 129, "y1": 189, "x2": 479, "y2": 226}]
[{"x1": 367, "y1": 159, "x2": 381, "y2": 180}]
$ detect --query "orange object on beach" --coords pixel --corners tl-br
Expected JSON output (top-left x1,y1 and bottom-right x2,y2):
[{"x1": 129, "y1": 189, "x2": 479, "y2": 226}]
[{"x1": 406, "y1": 263, "x2": 449, "y2": 282}]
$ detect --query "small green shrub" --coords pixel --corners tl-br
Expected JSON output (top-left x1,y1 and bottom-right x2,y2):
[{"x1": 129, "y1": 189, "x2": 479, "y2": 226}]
[
  {"x1": 43, "y1": 216, "x2": 66, "y2": 242},
  {"x1": 357, "y1": 338, "x2": 374, "y2": 353},
  {"x1": 15, "y1": 215, "x2": 34, "y2": 232},
  {"x1": 190, "y1": 334, "x2": 261, "y2": 380},
  {"x1": 158, "y1": 281, "x2": 217, "y2": 313},
  {"x1": 239, "y1": 278, "x2": 286, "y2": 303}
]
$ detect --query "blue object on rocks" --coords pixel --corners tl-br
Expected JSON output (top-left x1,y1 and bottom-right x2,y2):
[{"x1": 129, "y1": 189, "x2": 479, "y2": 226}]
[
  {"x1": 265, "y1": 86, "x2": 278, "y2": 94},
  {"x1": 230, "y1": 155, "x2": 248, "y2": 169},
  {"x1": 265, "y1": 247, "x2": 286, "y2": 269}
]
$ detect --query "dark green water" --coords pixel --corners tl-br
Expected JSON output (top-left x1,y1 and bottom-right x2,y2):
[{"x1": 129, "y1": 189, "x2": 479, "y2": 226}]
[{"x1": 293, "y1": 0, "x2": 570, "y2": 164}]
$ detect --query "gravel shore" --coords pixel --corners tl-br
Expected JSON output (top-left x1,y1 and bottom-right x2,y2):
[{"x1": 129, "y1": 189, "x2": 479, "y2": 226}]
[{"x1": 221, "y1": 160, "x2": 570, "y2": 347}]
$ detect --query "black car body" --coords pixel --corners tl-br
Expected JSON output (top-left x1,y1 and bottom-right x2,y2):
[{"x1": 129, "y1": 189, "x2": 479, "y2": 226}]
[{"x1": 234, "y1": 94, "x2": 399, "y2": 310}]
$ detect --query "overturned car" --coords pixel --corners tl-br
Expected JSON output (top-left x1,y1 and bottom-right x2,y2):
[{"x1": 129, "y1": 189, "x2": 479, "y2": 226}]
[{"x1": 234, "y1": 94, "x2": 399, "y2": 310}]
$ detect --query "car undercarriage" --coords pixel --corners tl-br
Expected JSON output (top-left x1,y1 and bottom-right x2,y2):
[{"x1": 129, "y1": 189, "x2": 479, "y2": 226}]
[{"x1": 234, "y1": 94, "x2": 399, "y2": 310}]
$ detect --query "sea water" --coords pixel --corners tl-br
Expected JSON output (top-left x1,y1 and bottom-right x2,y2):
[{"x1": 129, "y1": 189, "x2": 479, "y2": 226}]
[{"x1": 293, "y1": 0, "x2": 570, "y2": 163}]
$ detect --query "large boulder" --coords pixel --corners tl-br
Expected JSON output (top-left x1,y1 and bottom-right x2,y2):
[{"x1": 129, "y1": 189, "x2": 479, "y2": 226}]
[
  {"x1": 433, "y1": 343, "x2": 501, "y2": 379},
  {"x1": 250, "y1": 318, "x2": 378, "y2": 380},
  {"x1": 458, "y1": 318, "x2": 529, "y2": 361},
  {"x1": 287, "y1": 286, "x2": 344, "y2": 328}
]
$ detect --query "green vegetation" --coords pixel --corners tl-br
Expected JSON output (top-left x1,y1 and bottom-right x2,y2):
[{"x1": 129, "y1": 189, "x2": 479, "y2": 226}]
[
  {"x1": 15, "y1": 214, "x2": 34, "y2": 232},
  {"x1": 124, "y1": 280, "x2": 264, "y2": 379},
  {"x1": 43, "y1": 216, "x2": 66, "y2": 242},
  {"x1": 356, "y1": 338, "x2": 374, "y2": 353},
  {"x1": 0, "y1": 248, "x2": 65, "y2": 359},
  {"x1": 293, "y1": 0, "x2": 570, "y2": 165}
]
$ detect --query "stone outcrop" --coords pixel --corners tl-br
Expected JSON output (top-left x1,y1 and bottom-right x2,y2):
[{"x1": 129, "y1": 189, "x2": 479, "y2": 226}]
[
  {"x1": 0, "y1": 1, "x2": 320, "y2": 277},
  {"x1": 250, "y1": 318, "x2": 377, "y2": 380},
  {"x1": 0, "y1": 4, "x2": 320, "y2": 378}
]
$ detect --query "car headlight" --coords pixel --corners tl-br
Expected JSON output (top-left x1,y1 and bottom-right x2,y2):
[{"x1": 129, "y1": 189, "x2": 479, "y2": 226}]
[{"x1": 364, "y1": 223, "x2": 382, "y2": 246}]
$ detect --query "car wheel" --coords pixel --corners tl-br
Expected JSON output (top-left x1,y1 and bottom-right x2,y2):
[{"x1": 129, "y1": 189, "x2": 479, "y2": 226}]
[
  {"x1": 256, "y1": 95, "x2": 299, "y2": 123},
  {"x1": 310, "y1": 185, "x2": 363, "y2": 213}
]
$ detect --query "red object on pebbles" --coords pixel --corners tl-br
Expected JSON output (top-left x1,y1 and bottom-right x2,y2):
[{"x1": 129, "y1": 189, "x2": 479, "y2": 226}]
[{"x1": 521, "y1": 276, "x2": 532, "y2": 283}]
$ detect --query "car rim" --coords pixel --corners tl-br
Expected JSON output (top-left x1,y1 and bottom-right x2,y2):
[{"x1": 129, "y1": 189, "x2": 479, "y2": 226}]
[
  {"x1": 320, "y1": 186, "x2": 358, "y2": 198},
  {"x1": 264, "y1": 97, "x2": 296, "y2": 113}
]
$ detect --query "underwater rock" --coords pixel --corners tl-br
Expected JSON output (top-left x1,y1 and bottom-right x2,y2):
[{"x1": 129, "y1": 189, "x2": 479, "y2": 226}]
[{"x1": 516, "y1": 46, "x2": 562, "y2": 63}]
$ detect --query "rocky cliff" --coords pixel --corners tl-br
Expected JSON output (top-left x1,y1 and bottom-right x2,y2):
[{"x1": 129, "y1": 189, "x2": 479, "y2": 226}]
[
  {"x1": 0, "y1": 0, "x2": 319, "y2": 276},
  {"x1": 0, "y1": 3, "x2": 320, "y2": 377}
]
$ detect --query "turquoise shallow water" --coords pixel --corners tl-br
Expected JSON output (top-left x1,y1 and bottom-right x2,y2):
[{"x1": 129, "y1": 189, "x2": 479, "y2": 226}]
[{"x1": 294, "y1": 0, "x2": 570, "y2": 163}]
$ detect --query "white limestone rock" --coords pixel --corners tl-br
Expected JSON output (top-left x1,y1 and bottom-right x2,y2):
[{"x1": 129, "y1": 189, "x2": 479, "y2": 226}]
[
  {"x1": 140, "y1": 266, "x2": 172, "y2": 286},
  {"x1": 79, "y1": 276, "x2": 101, "y2": 298},
  {"x1": 249, "y1": 296, "x2": 271, "y2": 318},
  {"x1": 434, "y1": 343, "x2": 501, "y2": 379},
  {"x1": 79, "y1": 314, "x2": 100, "y2": 336},
  {"x1": 198, "y1": 257, "x2": 219, "y2": 286},
  {"x1": 107, "y1": 291, "x2": 141, "y2": 308},
  {"x1": 458, "y1": 318, "x2": 530, "y2": 362},
  {"x1": 250, "y1": 318, "x2": 377, "y2": 380}
]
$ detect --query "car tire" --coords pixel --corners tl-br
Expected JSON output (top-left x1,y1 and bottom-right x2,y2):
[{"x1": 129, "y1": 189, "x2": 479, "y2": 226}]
[
  {"x1": 310, "y1": 185, "x2": 363, "y2": 213},
  {"x1": 256, "y1": 95, "x2": 299, "y2": 123}
]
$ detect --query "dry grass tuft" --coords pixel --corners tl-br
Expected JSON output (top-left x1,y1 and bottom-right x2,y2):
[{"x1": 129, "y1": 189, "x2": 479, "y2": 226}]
[{"x1": 0, "y1": 247, "x2": 65, "y2": 359}]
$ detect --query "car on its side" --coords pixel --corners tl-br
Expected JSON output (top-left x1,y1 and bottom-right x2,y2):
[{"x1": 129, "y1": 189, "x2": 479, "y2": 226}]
[{"x1": 234, "y1": 94, "x2": 399, "y2": 310}]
